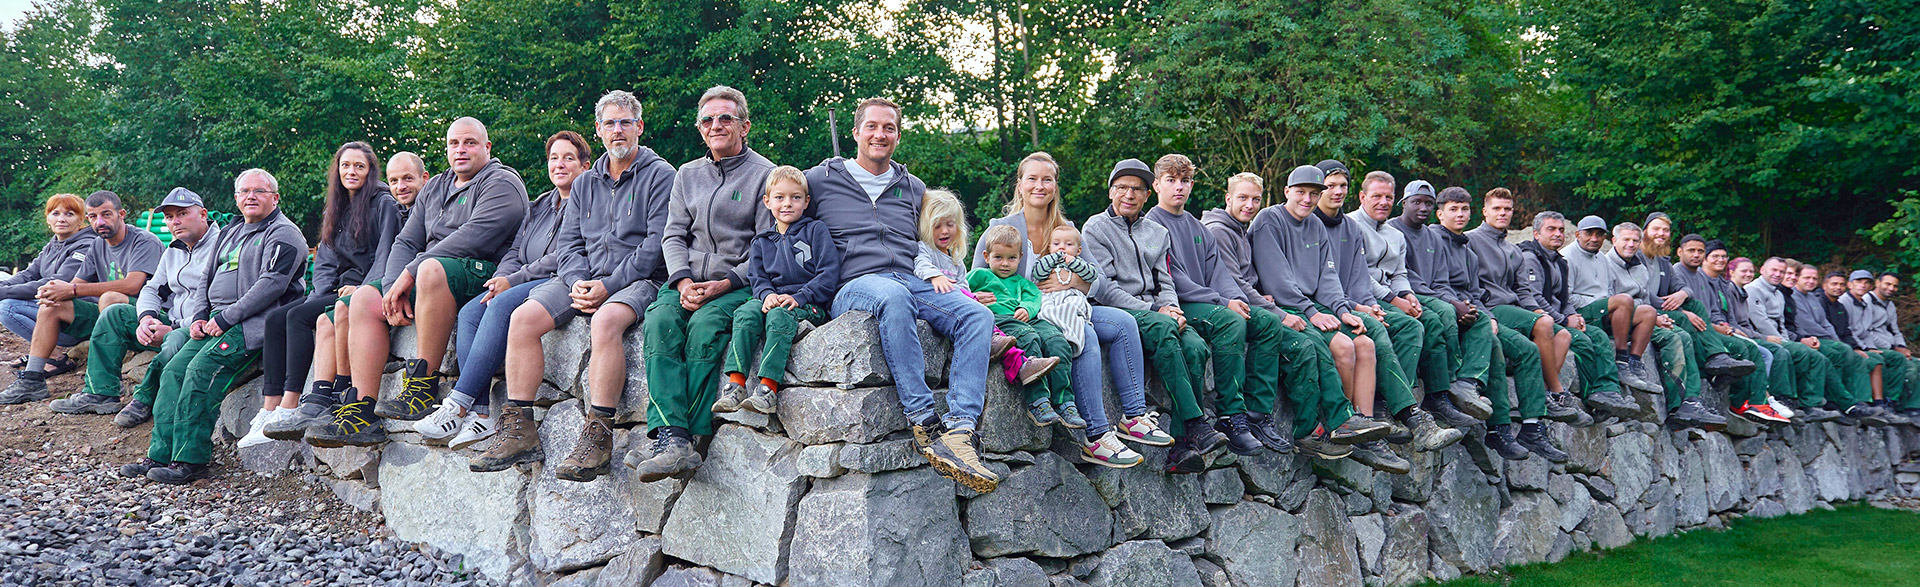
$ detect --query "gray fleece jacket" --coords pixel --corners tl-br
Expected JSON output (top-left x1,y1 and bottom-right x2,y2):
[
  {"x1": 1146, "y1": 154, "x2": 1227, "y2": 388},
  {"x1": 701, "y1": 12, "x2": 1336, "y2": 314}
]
[
  {"x1": 1394, "y1": 218, "x2": 1471, "y2": 303},
  {"x1": 664, "y1": 147, "x2": 775, "y2": 289},
  {"x1": 1789, "y1": 288, "x2": 1840, "y2": 340},
  {"x1": 1082, "y1": 207, "x2": 1178, "y2": 312},
  {"x1": 1465, "y1": 223, "x2": 1525, "y2": 308},
  {"x1": 1560, "y1": 243, "x2": 1613, "y2": 308},
  {"x1": 1429, "y1": 227, "x2": 1484, "y2": 306},
  {"x1": 1348, "y1": 211, "x2": 1415, "y2": 303},
  {"x1": 557, "y1": 149, "x2": 678, "y2": 293},
  {"x1": 382, "y1": 158, "x2": 528, "y2": 286},
  {"x1": 0, "y1": 231, "x2": 98, "y2": 299},
  {"x1": 494, "y1": 190, "x2": 567, "y2": 286},
  {"x1": 137, "y1": 223, "x2": 221, "y2": 326},
  {"x1": 311, "y1": 183, "x2": 400, "y2": 296},
  {"x1": 1146, "y1": 206, "x2": 1242, "y2": 307},
  {"x1": 1316, "y1": 209, "x2": 1379, "y2": 307},
  {"x1": 1605, "y1": 250, "x2": 1657, "y2": 306},
  {"x1": 1744, "y1": 279, "x2": 1791, "y2": 339},
  {"x1": 1517, "y1": 239, "x2": 1573, "y2": 321},
  {"x1": 1246, "y1": 206, "x2": 1348, "y2": 318},
  {"x1": 1844, "y1": 292, "x2": 1902, "y2": 350},
  {"x1": 1201, "y1": 209, "x2": 1276, "y2": 312},
  {"x1": 805, "y1": 157, "x2": 928, "y2": 284},
  {"x1": 199, "y1": 209, "x2": 307, "y2": 350}
]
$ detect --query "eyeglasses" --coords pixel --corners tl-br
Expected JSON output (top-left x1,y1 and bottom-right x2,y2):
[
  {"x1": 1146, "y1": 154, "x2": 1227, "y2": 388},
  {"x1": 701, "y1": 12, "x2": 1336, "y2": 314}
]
[
  {"x1": 599, "y1": 118, "x2": 639, "y2": 129},
  {"x1": 697, "y1": 114, "x2": 743, "y2": 129},
  {"x1": 1112, "y1": 185, "x2": 1148, "y2": 195},
  {"x1": 235, "y1": 189, "x2": 276, "y2": 196}
]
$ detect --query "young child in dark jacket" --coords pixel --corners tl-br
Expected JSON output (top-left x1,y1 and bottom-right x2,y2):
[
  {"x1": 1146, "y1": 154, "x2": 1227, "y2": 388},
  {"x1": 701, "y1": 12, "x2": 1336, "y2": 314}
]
[{"x1": 714, "y1": 167, "x2": 842, "y2": 414}]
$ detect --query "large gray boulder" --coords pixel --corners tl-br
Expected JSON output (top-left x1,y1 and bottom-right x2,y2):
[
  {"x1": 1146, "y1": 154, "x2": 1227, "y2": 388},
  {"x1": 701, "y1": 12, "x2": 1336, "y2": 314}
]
[
  {"x1": 1587, "y1": 503, "x2": 1633, "y2": 549},
  {"x1": 1086, "y1": 540, "x2": 1202, "y2": 587},
  {"x1": 964, "y1": 451, "x2": 1114, "y2": 558},
  {"x1": 1604, "y1": 430, "x2": 1654, "y2": 505},
  {"x1": 1295, "y1": 489, "x2": 1362, "y2": 587},
  {"x1": 784, "y1": 312, "x2": 949, "y2": 388},
  {"x1": 1491, "y1": 491, "x2": 1561, "y2": 566},
  {"x1": 789, "y1": 468, "x2": 969, "y2": 587},
  {"x1": 1087, "y1": 448, "x2": 1210, "y2": 542},
  {"x1": 378, "y1": 442, "x2": 528, "y2": 580},
  {"x1": 593, "y1": 537, "x2": 665, "y2": 587},
  {"x1": 1204, "y1": 502, "x2": 1301, "y2": 587},
  {"x1": 661, "y1": 425, "x2": 807, "y2": 584},
  {"x1": 778, "y1": 385, "x2": 909, "y2": 445},
  {"x1": 1426, "y1": 449, "x2": 1499, "y2": 573},
  {"x1": 1379, "y1": 506, "x2": 1430, "y2": 586},
  {"x1": 529, "y1": 400, "x2": 639, "y2": 573},
  {"x1": 1698, "y1": 433, "x2": 1747, "y2": 513},
  {"x1": 1808, "y1": 444, "x2": 1851, "y2": 502}
]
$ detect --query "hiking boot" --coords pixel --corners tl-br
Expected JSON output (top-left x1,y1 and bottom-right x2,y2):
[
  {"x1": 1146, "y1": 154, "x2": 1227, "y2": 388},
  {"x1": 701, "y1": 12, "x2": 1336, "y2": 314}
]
[
  {"x1": 306, "y1": 398, "x2": 388, "y2": 447},
  {"x1": 1516, "y1": 422, "x2": 1568, "y2": 463},
  {"x1": 1826, "y1": 403, "x2": 1859, "y2": 426},
  {"x1": 1731, "y1": 401, "x2": 1789, "y2": 424},
  {"x1": 449, "y1": 412, "x2": 498, "y2": 450},
  {"x1": 1349, "y1": 440, "x2": 1411, "y2": 474},
  {"x1": 1116, "y1": 412, "x2": 1174, "y2": 446},
  {"x1": 1215, "y1": 413, "x2": 1263, "y2": 456},
  {"x1": 1327, "y1": 415, "x2": 1391, "y2": 445},
  {"x1": 120, "y1": 458, "x2": 166, "y2": 479},
  {"x1": 1701, "y1": 353, "x2": 1757, "y2": 378},
  {"x1": 990, "y1": 334, "x2": 1015, "y2": 359},
  {"x1": 1298, "y1": 430, "x2": 1353, "y2": 460},
  {"x1": 1016, "y1": 356, "x2": 1061, "y2": 385},
  {"x1": 1082, "y1": 430, "x2": 1143, "y2": 469},
  {"x1": 1544, "y1": 392, "x2": 1590, "y2": 424},
  {"x1": 1874, "y1": 403, "x2": 1911, "y2": 426},
  {"x1": 1617, "y1": 359, "x2": 1662, "y2": 394},
  {"x1": 266, "y1": 393, "x2": 336, "y2": 440},
  {"x1": 1484, "y1": 424, "x2": 1531, "y2": 461},
  {"x1": 470, "y1": 406, "x2": 544, "y2": 472},
  {"x1": 554, "y1": 411, "x2": 615, "y2": 482},
  {"x1": 1165, "y1": 438, "x2": 1208, "y2": 474},
  {"x1": 0, "y1": 371, "x2": 49, "y2": 404},
  {"x1": 373, "y1": 359, "x2": 442, "y2": 421},
  {"x1": 1797, "y1": 403, "x2": 1842, "y2": 424},
  {"x1": 1852, "y1": 404, "x2": 1896, "y2": 427},
  {"x1": 1182, "y1": 418, "x2": 1230, "y2": 457},
  {"x1": 1669, "y1": 398, "x2": 1726, "y2": 431},
  {"x1": 1027, "y1": 399, "x2": 1061, "y2": 427},
  {"x1": 114, "y1": 399, "x2": 153, "y2": 428},
  {"x1": 1384, "y1": 416, "x2": 1413, "y2": 445},
  {"x1": 1584, "y1": 390, "x2": 1640, "y2": 419},
  {"x1": 711, "y1": 380, "x2": 747, "y2": 414},
  {"x1": 1403, "y1": 408, "x2": 1466, "y2": 452},
  {"x1": 926, "y1": 428, "x2": 999, "y2": 492},
  {"x1": 1057, "y1": 402, "x2": 1087, "y2": 429},
  {"x1": 147, "y1": 462, "x2": 209, "y2": 485},
  {"x1": 739, "y1": 382, "x2": 777, "y2": 415},
  {"x1": 414, "y1": 399, "x2": 470, "y2": 440},
  {"x1": 50, "y1": 392, "x2": 121, "y2": 415},
  {"x1": 1425, "y1": 394, "x2": 1480, "y2": 429},
  {"x1": 1245, "y1": 412, "x2": 1295, "y2": 453},
  {"x1": 1447, "y1": 378, "x2": 1495, "y2": 420}
]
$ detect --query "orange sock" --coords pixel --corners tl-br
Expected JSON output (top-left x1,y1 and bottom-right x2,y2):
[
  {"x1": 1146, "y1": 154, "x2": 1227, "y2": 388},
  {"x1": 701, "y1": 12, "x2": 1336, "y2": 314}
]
[
  {"x1": 759, "y1": 377, "x2": 780, "y2": 394},
  {"x1": 728, "y1": 372, "x2": 747, "y2": 386}
]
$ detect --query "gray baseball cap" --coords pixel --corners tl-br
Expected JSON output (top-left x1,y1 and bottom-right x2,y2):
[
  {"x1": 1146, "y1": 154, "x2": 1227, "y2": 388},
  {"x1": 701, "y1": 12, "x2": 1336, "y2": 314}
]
[
  {"x1": 1286, "y1": 165, "x2": 1326, "y2": 189},
  {"x1": 1850, "y1": 269, "x2": 1875, "y2": 281},
  {"x1": 1108, "y1": 159, "x2": 1154, "y2": 187},
  {"x1": 1576, "y1": 215, "x2": 1608, "y2": 233},
  {"x1": 154, "y1": 187, "x2": 204, "y2": 212},
  {"x1": 1400, "y1": 180, "x2": 1436, "y2": 203}
]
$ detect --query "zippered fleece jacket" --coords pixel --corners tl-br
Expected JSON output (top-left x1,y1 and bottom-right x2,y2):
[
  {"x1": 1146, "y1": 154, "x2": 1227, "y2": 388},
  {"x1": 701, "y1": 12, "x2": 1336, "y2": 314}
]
[
  {"x1": 0, "y1": 231, "x2": 98, "y2": 299},
  {"x1": 558, "y1": 149, "x2": 678, "y2": 292},
  {"x1": 382, "y1": 158, "x2": 528, "y2": 286},
  {"x1": 1201, "y1": 209, "x2": 1276, "y2": 312},
  {"x1": 137, "y1": 223, "x2": 222, "y2": 326},
  {"x1": 1145, "y1": 206, "x2": 1241, "y2": 307},
  {"x1": 804, "y1": 157, "x2": 928, "y2": 285},
  {"x1": 312, "y1": 182, "x2": 400, "y2": 296},
  {"x1": 493, "y1": 189, "x2": 566, "y2": 287},
  {"x1": 1082, "y1": 207, "x2": 1177, "y2": 312},
  {"x1": 1247, "y1": 205, "x2": 1350, "y2": 318},
  {"x1": 199, "y1": 209, "x2": 307, "y2": 350},
  {"x1": 664, "y1": 147, "x2": 774, "y2": 289}
]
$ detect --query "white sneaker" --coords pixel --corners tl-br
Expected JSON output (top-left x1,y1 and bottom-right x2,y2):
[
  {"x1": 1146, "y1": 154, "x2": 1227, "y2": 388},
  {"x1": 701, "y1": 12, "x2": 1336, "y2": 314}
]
[
  {"x1": 237, "y1": 409, "x2": 278, "y2": 448},
  {"x1": 1766, "y1": 396, "x2": 1797, "y2": 420},
  {"x1": 1081, "y1": 430, "x2": 1144, "y2": 468},
  {"x1": 449, "y1": 412, "x2": 497, "y2": 450},
  {"x1": 415, "y1": 400, "x2": 468, "y2": 440}
]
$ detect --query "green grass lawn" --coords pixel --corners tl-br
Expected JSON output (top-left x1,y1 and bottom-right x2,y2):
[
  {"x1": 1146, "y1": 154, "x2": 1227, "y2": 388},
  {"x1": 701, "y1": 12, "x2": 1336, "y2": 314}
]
[{"x1": 1437, "y1": 504, "x2": 1920, "y2": 586}]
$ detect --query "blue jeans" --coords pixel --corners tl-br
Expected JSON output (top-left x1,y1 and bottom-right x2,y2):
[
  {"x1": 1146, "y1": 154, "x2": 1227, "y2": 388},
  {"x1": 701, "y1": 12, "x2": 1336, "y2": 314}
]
[
  {"x1": 1074, "y1": 306, "x2": 1149, "y2": 437},
  {"x1": 448, "y1": 278, "x2": 548, "y2": 412},
  {"x1": 0, "y1": 298, "x2": 79, "y2": 347},
  {"x1": 831, "y1": 273, "x2": 992, "y2": 430}
]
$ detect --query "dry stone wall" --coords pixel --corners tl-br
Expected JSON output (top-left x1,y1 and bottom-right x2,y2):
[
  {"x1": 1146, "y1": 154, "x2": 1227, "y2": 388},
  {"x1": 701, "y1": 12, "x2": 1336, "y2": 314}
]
[{"x1": 212, "y1": 311, "x2": 1920, "y2": 586}]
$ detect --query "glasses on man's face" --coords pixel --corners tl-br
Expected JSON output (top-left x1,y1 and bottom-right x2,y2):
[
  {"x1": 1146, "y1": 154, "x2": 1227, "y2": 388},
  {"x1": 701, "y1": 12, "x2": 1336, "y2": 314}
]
[
  {"x1": 235, "y1": 189, "x2": 276, "y2": 197},
  {"x1": 1113, "y1": 185, "x2": 1148, "y2": 195},
  {"x1": 698, "y1": 114, "x2": 742, "y2": 129},
  {"x1": 600, "y1": 118, "x2": 639, "y2": 130}
]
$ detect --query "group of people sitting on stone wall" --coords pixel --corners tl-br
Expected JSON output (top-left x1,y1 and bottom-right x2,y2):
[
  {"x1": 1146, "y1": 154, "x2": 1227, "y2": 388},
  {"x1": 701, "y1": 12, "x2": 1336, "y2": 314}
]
[{"x1": 2, "y1": 88, "x2": 1914, "y2": 494}]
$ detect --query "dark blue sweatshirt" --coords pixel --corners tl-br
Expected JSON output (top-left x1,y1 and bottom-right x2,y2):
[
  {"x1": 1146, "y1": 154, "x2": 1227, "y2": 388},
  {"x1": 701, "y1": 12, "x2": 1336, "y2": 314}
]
[{"x1": 749, "y1": 216, "x2": 843, "y2": 309}]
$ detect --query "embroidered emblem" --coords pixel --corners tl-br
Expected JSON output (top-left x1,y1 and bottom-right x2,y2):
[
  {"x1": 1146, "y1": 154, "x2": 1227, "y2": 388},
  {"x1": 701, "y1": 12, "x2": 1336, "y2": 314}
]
[{"x1": 794, "y1": 241, "x2": 813, "y2": 264}]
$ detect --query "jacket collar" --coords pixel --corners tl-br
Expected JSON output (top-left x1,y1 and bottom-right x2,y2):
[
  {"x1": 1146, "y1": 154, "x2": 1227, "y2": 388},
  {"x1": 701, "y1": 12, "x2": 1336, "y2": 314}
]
[{"x1": 1312, "y1": 207, "x2": 1343, "y2": 228}]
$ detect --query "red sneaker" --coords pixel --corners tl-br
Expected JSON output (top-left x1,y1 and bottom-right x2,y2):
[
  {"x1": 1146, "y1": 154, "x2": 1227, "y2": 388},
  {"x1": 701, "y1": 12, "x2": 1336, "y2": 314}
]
[{"x1": 1732, "y1": 402, "x2": 1789, "y2": 423}]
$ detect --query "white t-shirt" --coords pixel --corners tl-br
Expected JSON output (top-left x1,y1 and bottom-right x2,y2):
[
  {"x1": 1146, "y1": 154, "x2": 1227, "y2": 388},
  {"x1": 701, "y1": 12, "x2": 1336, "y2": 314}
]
[{"x1": 845, "y1": 160, "x2": 897, "y2": 204}]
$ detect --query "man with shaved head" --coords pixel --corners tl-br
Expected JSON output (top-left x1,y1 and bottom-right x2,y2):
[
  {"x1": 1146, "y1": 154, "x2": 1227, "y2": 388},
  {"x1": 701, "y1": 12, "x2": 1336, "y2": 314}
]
[{"x1": 310, "y1": 117, "x2": 528, "y2": 447}]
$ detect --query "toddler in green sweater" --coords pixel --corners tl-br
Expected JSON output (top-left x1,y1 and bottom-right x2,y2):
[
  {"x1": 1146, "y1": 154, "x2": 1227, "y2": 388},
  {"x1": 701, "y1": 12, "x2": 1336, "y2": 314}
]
[{"x1": 966, "y1": 225, "x2": 1078, "y2": 427}]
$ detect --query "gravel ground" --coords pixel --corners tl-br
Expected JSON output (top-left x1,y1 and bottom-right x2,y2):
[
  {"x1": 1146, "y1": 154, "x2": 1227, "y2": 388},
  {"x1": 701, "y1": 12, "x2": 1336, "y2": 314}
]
[{"x1": 0, "y1": 339, "x2": 495, "y2": 587}]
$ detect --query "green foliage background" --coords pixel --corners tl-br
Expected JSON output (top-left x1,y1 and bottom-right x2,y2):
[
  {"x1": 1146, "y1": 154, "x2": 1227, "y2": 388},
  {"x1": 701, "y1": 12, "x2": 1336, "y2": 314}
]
[{"x1": 0, "y1": 0, "x2": 1915, "y2": 275}]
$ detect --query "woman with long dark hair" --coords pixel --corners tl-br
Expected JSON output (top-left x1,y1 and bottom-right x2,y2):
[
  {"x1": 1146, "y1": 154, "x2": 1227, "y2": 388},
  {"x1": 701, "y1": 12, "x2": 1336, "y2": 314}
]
[{"x1": 242, "y1": 141, "x2": 403, "y2": 446}]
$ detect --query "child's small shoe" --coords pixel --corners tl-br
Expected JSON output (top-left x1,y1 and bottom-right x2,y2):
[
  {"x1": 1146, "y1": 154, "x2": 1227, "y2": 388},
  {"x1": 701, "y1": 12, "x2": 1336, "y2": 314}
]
[
  {"x1": 712, "y1": 379, "x2": 748, "y2": 413},
  {"x1": 1027, "y1": 398, "x2": 1062, "y2": 427},
  {"x1": 1017, "y1": 356, "x2": 1061, "y2": 385},
  {"x1": 740, "y1": 381, "x2": 778, "y2": 415},
  {"x1": 1117, "y1": 412, "x2": 1174, "y2": 446},
  {"x1": 991, "y1": 333, "x2": 1016, "y2": 360},
  {"x1": 1058, "y1": 401, "x2": 1087, "y2": 429}
]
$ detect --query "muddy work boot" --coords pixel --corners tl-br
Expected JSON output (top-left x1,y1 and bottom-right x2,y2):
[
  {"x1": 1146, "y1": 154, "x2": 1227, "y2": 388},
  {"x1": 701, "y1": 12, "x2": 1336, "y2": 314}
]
[
  {"x1": 114, "y1": 399, "x2": 153, "y2": 428},
  {"x1": 926, "y1": 427, "x2": 1000, "y2": 492},
  {"x1": 374, "y1": 359, "x2": 443, "y2": 421},
  {"x1": 1484, "y1": 423, "x2": 1531, "y2": 461},
  {"x1": 1447, "y1": 378, "x2": 1495, "y2": 420},
  {"x1": 554, "y1": 410, "x2": 615, "y2": 482},
  {"x1": 50, "y1": 392, "x2": 121, "y2": 415},
  {"x1": 628, "y1": 426, "x2": 702, "y2": 482},
  {"x1": 0, "y1": 371, "x2": 49, "y2": 404},
  {"x1": 470, "y1": 406, "x2": 545, "y2": 472},
  {"x1": 1401, "y1": 407, "x2": 1466, "y2": 452},
  {"x1": 1515, "y1": 421, "x2": 1568, "y2": 463},
  {"x1": 1349, "y1": 440, "x2": 1411, "y2": 474}
]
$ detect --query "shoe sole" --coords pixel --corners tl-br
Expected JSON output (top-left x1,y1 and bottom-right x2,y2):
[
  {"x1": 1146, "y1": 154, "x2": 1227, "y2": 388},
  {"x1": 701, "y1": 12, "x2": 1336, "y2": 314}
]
[
  {"x1": 555, "y1": 463, "x2": 612, "y2": 482},
  {"x1": 1080, "y1": 452, "x2": 1142, "y2": 469},
  {"x1": 1449, "y1": 390, "x2": 1495, "y2": 420},
  {"x1": 1543, "y1": 410, "x2": 1584, "y2": 424},
  {"x1": 1309, "y1": 449, "x2": 1351, "y2": 460},
  {"x1": 1018, "y1": 362, "x2": 1056, "y2": 385},
  {"x1": 1353, "y1": 456, "x2": 1412, "y2": 475},
  {"x1": 114, "y1": 416, "x2": 150, "y2": 429},
  {"x1": 449, "y1": 432, "x2": 495, "y2": 451},
  {"x1": 307, "y1": 434, "x2": 387, "y2": 449},
  {"x1": 923, "y1": 454, "x2": 999, "y2": 493},
  {"x1": 1329, "y1": 422, "x2": 1392, "y2": 445},
  {"x1": 1415, "y1": 430, "x2": 1467, "y2": 453},
  {"x1": 710, "y1": 402, "x2": 741, "y2": 414},
  {"x1": 264, "y1": 419, "x2": 323, "y2": 441},
  {"x1": 471, "y1": 449, "x2": 545, "y2": 473},
  {"x1": 1117, "y1": 433, "x2": 1174, "y2": 447},
  {"x1": 1026, "y1": 410, "x2": 1060, "y2": 427},
  {"x1": 373, "y1": 406, "x2": 433, "y2": 422},
  {"x1": 50, "y1": 401, "x2": 121, "y2": 415},
  {"x1": 0, "y1": 394, "x2": 50, "y2": 405},
  {"x1": 740, "y1": 400, "x2": 777, "y2": 415},
  {"x1": 237, "y1": 437, "x2": 277, "y2": 449}
]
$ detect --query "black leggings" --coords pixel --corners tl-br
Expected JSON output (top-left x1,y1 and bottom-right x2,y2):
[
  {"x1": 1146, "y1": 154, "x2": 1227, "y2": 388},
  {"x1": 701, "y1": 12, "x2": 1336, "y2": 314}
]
[{"x1": 261, "y1": 294, "x2": 339, "y2": 396}]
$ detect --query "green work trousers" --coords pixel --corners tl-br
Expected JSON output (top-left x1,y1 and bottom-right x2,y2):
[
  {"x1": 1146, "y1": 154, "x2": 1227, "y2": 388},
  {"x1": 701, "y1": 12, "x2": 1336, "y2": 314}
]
[
  {"x1": 1125, "y1": 308, "x2": 1203, "y2": 434},
  {"x1": 1287, "y1": 318, "x2": 1358, "y2": 439},
  {"x1": 1486, "y1": 318, "x2": 1549, "y2": 426},
  {"x1": 85, "y1": 303, "x2": 188, "y2": 404},
  {"x1": 1232, "y1": 306, "x2": 1284, "y2": 418},
  {"x1": 1178, "y1": 303, "x2": 1249, "y2": 417},
  {"x1": 643, "y1": 287, "x2": 753, "y2": 435},
  {"x1": 1814, "y1": 339, "x2": 1871, "y2": 407},
  {"x1": 725, "y1": 301, "x2": 828, "y2": 384},
  {"x1": 147, "y1": 322, "x2": 257, "y2": 465}
]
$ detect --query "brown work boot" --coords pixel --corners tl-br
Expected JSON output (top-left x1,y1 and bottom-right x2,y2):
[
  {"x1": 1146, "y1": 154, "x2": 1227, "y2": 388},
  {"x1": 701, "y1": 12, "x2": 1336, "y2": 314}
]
[
  {"x1": 554, "y1": 411, "x2": 614, "y2": 482},
  {"x1": 469, "y1": 406, "x2": 543, "y2": 472}
]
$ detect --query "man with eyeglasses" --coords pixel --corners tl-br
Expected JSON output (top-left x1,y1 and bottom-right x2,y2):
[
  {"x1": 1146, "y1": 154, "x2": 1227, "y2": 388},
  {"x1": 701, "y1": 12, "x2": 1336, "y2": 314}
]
[
  {"x1": 806, "y1": 98, "x2": 1000, "y2": 492},
  {"x1": 120, "y1": 169, "x2": 307, "y2": 484},
  {"x1": 311, "y1": 117, "x2": 528, "y2": 447}
]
